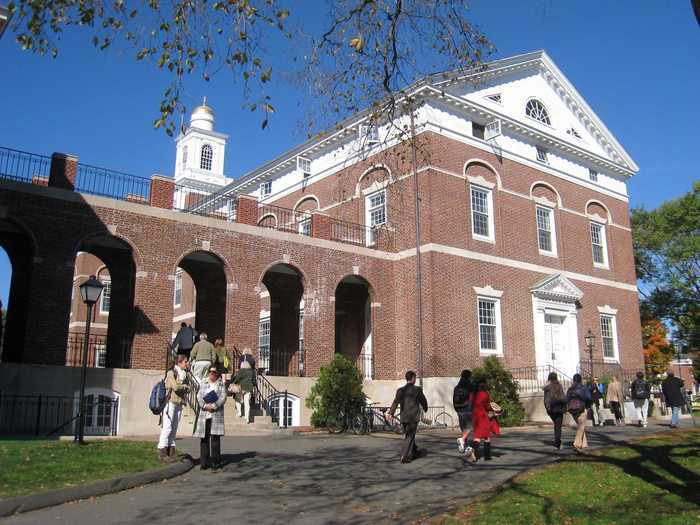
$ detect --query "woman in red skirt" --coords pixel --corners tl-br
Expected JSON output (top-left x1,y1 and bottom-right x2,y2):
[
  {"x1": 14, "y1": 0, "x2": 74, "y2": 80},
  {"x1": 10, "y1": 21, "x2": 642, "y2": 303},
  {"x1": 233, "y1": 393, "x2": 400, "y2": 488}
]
[{"x1": 471, "y1": 379, "x2": 501, "y2": 461}]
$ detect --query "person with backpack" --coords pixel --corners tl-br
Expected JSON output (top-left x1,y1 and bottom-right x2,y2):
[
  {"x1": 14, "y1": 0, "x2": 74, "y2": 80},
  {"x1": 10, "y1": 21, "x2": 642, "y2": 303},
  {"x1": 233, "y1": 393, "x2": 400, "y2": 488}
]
[
  {"x1": 453, "y1": 369, "x2": 475, "y2": 460},
  {"x1": 156, "y1": 354, "x2": 191, "y2": 462},
  {"x1": 233, "y1": 361, "x2": 256, "y2": 423},
  {"x1": 606, "y1": 375, "x2": 625, "y2": 425},
  {"x1": 567, "y1": 373, "x2": 591, "y2": 451},
  {"x1": 589, "y1": 377, "x2": 604, "y2": 426},
  {"x1": 172, "y1": 322, "x2": 195, "y2": 358},
  {"x1": 662, "y1": 370, "x2": 685, "y2": 428},
  {"x1": 543, "y1": 372, "x2": 567, "y2": 449},
  {"x1": 630, "y1": 371, "x2": 651, "y2": 428},
  {"x1": 195, "y1": 366, "x2": 227, "y2": 470}
]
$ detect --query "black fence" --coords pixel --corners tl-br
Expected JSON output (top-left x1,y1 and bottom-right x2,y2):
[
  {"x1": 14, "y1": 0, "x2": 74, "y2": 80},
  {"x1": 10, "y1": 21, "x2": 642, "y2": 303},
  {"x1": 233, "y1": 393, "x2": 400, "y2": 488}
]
[
  {"x1": 65, "y1": 332, "x2": 132, "y2": 368},
  {"x1": 257, "y1": 203, "x2": 311, "y2": 234},
  {"x1": 258, "y1": 347, "x2": 305, "y2": 377},
  {"x1": 365, "y1": 405, "x2": 452, "y2": 432},
  {"x1": 330, "y1": 217, "x2": 375, "y2": 247},
  {"x1": 75, "y1": 162, "x2": 151, "y2": 204},
  {"x1": 0, "y1": 147, "x2": 51, "y2": 185},
  {"x1": 356, "y1": 351, "x2": 373, "y2": 380},
  {"x1": 510, "y1": 365, "x2": 574, "y2": 393},
  {"x1": 173, "y1": 183, "x2": 237, "y2": 221},
  {"x1": 0, "y1": 393, "x2": 119, "y2": 436}
]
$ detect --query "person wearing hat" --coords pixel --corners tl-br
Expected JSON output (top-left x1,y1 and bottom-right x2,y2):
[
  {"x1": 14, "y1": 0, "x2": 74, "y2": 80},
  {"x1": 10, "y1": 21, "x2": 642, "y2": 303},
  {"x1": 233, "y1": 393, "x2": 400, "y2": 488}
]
[{"x1": 195, "y1": 365, "x2": 227, "y2": 470}]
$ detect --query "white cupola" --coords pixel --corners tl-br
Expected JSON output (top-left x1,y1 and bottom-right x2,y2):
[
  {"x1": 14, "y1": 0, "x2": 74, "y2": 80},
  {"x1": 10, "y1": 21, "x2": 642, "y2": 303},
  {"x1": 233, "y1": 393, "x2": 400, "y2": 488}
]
[{"x1": 174, "y1": 97, "x2": 231, "y2": 190}]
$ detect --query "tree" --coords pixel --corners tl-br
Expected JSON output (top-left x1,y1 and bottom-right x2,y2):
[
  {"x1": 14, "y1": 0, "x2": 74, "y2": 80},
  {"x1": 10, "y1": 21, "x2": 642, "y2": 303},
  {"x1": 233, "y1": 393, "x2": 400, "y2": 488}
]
[
  {"x1": 306, "y1": 353, "x2": 366, "y2": 431},
  {"x1": 472, "y1": 356, "x2": 525, "y2": 427},
  {"x1": 7, "y1": 1, "x2": 493, "y2": 135},
  {"x1": 641, "y1": 318, "x2": 673, "y2": 380},
  {"x1": 632, "y1": 181, "x2": 700, "y2": 355}
]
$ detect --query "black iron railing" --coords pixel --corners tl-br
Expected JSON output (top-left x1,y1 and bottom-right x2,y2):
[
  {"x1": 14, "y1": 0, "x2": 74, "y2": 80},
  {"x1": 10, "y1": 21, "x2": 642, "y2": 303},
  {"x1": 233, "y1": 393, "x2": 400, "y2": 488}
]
[
  {"x1": 258, "y1": 347, "x2": 304, "y2": 377},
  {"x1": 330, "y1": 217, "x2": 375, "y2": 247},
  {"x1": 257, "y1": 203, "x2": 311, "y2": 234},
  {"x1": 75, "y1": 163, "x2": 151, "y2": 204},
  {"x1": 66, "y1": 332, "x2": 131, "y2": 368},
  {"x1": 173, "y1": 183, "x2": 237, "y2": 221},
  {"x1": 0, "y1": 392, "x2": 119, "y2": 436},
  {"x1": 0, "y1": 147, "x2": 51, "y2": 185},
  {"x1": 510, "y1": 365, "x2": 573, "y2": 393},
  {"x1": 356, "y1": 351, "x2": 373, "y2": 380},
  {"x1": 367, "y1": 405, "x2": 452, "y2": 431}
]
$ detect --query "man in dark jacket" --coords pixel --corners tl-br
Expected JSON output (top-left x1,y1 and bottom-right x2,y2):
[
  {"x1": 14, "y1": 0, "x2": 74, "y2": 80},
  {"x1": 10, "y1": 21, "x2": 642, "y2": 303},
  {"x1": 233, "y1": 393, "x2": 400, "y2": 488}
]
[
  {"x1": 387, "y1": 370, "x2": 428, "y2": 463},
  {"x1": 172, "y1": 323, "x2": 195, "y2": 358},
  {"x1": 630, "y1": 371, "x2": 651, "y2": 428},
  {"x1": 662, "y1": 371, "x2": 685, "y2": 428}
]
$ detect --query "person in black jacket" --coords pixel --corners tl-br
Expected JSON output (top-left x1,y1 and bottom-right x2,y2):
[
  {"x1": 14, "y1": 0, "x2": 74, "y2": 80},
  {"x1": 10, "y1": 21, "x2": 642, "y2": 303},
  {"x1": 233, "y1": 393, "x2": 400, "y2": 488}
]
[
  {"x1": 172, "y1": 323, "x2": 195, "y2": 358},
  {"x1": 662, "y1": 371, "x2": 685, "y2": 428},
  {"x1": 630, "y1": 371, "x2": 651, "y2": 428},
  {"x1": 387, "y1": 370, "x2": 429, "y2": 463},
  {"x1": 453, "y1": 369, "x2": 474, "y2": 456},
  {"x1": 543, "y1": 372, "x2": 567, "y2": 449}
]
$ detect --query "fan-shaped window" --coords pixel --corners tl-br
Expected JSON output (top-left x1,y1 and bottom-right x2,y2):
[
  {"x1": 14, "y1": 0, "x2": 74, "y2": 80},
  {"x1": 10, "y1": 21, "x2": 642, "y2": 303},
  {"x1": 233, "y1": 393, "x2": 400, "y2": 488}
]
[
  {"x1": 200, "y1": 144, "x2": 213, "y2": 171},
  {"x1": 525, "y1": 99, "x2": 551, "y2": 126}
]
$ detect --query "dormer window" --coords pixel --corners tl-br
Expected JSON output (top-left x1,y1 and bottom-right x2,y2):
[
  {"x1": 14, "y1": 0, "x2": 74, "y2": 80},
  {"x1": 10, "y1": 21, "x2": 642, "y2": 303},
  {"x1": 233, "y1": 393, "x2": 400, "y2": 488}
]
[
  {"x1": 486, "y1": 93, "x2": 502, "y2": 104},
  {"x1": 200, "y1": 144, "x2": 213, "y2": 171},
  {"x1": 359, "y1": 124, "x2": 379, "y2": 145},
  {"x1": 297, "y1": 156, "x2": 311, "y2": 178},
  {"x1": 536, "y1": 146, "x2": 549, "y2": 164},
  {"x1": 260, "y1": 181, "x2": 272, "y2": 197},
  {"x1": 525, "y1": 99, "x2": 551, "y2": 126}
]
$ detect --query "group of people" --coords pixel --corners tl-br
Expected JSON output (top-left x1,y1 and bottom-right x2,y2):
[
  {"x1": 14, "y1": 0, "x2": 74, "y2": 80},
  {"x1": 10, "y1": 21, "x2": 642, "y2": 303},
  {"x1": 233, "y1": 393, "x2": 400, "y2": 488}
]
[{"x1": 543, "y1": 369, "x2": 688, "y2": 452}]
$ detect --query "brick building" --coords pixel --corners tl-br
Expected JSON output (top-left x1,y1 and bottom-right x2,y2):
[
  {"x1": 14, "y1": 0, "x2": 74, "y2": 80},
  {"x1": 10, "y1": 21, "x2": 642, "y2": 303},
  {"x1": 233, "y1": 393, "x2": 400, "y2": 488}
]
[{"x1": 0, "y1": 51, "x2": 646, "y2": 428}]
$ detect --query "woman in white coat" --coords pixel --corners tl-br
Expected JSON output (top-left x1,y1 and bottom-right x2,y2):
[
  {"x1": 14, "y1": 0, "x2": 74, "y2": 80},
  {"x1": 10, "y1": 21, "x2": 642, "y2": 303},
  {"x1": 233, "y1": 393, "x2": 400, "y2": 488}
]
[{"x1": 195, "y1": 366, "x2": 227, "y2": 470}]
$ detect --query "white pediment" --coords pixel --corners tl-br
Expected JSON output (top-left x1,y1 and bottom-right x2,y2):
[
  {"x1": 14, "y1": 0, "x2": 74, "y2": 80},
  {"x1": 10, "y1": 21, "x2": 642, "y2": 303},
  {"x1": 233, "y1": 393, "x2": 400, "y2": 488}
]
[{"x1": 531, "y1": 273, "x2": 583, "y2": 302}]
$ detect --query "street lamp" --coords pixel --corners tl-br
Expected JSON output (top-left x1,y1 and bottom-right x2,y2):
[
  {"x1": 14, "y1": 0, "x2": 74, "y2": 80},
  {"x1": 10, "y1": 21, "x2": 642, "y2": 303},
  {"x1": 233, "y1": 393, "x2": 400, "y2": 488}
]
[
  {"x1": 75, "y1": 275, "x2": 104, "y2": 444},
  {"x1": 584, "y1": 329, "x2": 596, "y2": 380}
]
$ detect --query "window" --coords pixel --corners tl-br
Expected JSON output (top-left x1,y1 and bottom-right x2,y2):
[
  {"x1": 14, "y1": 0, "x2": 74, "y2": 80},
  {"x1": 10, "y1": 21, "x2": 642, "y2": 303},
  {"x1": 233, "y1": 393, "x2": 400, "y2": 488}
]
[
  {"x1": 536, "y1": 146, "x2": 549, "y2": 164},
  {"x1": 298, "y1": 308, "x2": 305, "y2": 376},
  {"x1": 173, "y1": 270, "x2": 183, "y2": 307},
  {"x1": 200, "y1": 144, "x2": 213, "y2": 171},
  {"x1": 588, "y1": 169, "x2": 598, "y2": 182},
  {"x1": 181, "y1": 145, "x2": 187, "y2": 169},
  {"x1": 485, "y1": 120, "x2": 501, "y2": 140},
  {"x1": 95, "y1": 345, "x2": 107, "y2": 368},
  {"x1": 359, "y1": 124, "x2": 379, "y2": 145},
  {"x1": 298, "y1": 218, "x2": 311, "y2": 236},
  {"x1": 590, "y1": 222, "x2": 608, "y2": 267},
  {"x1": 472, "y1": 122, "x2": 485, "y2": 140},
  {"x1": 600, "y1": 315, "x2": 618, "y2": 360},
  {"x1": 297, "y1": 156, "x2": 311, "y2": 178},
  {"x1": 259, "y1": 317, "x2": 271, "y2": 372},
  {"x1": 366, "y1": 189, "x2": 386, "y2": 246},
  {"x1": 470, "y1": 186, "x2": 493, "y2": 240},
  {"x1": 486, "y1": 93, "x2": 502, "y2": 104},
  {"x1": 536, "y1": 206, "x2": 556, "y2": 255},
  {"x1": 525, "y1": 99, "x2": 551, "y2": 125},
  {"x1": 477, "y1": 297, "x2": 501, "y2": 354},
  {"x1": 100, "y1": 280, "x2": 111, "y2": 314},
  {"x1": 260, "y1": 180, "x2": 272, "y2": 197}
]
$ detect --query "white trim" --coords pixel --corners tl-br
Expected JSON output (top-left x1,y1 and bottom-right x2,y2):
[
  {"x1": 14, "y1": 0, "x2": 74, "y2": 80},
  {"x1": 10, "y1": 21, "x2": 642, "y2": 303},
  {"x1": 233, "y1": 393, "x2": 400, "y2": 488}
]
[
  {"x1": 529, "y1": 181, "x2": 562, "y2": 207},
  {"x1": 476, "y1": 295, "x2": 503, "y2": 356},
  {"x1": 599, "y1": 313, "x2": 620, "y2": 362},
  {"x1": 597, "y1": 304, "x2": 618, "y2": 315},
  {"x1": 469, "y1": 184, "x2": 495, "y2": 242},
  {"x1": 361, "y1": 179, "x2": 390, "y2": 196},
  {"x1": 466, "y1": 175, "x2": 495, "y2": 189},
  {"x1": 173, "y1": 311, "x2": 196, "y2": 323},
  {"x1": 68, "y1": 321, "x2": 108, "y2": 329},
  {"x1": 585, "y1": 199, "x2": 612, "y2": 223},
  {"x1": 590, "y1": 221, "x2": 609, "y2": 269},
  {"x1": 532, "y1": 294, "x2": 580, "y2": 378},
  {"x1": 99, "y1": 279, "x2": 111, "y2": 315},
  {"x1": 472, "y1": 285, "x2": 503, "y2": 298},
  {"x1": 463, "y1": 159, "x2": 502, "y2": 189},
  {"x1": 535, "y1": 205, "x2": 557, "y2": 257},
  {"x1": 293, "y1": 195, "x2": 320, "y2": 211},
  {"x1": 173, "y1": 269, "x2": 183, "y2": 308}
]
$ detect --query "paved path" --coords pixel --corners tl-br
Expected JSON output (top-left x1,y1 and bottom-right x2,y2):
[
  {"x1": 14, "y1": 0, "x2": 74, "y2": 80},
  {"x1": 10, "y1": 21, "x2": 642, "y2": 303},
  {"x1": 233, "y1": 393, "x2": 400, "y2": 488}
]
[{"x1": 1, "y1": 421, "x2": 691, "y2": 525}]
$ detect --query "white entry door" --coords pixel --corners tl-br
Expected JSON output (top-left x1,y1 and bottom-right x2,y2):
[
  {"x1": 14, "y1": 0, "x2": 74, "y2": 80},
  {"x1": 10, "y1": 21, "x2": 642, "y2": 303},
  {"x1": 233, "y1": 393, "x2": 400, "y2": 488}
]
[{"x1": 544, "y1": 314, "x2": 566, "y2": 371}]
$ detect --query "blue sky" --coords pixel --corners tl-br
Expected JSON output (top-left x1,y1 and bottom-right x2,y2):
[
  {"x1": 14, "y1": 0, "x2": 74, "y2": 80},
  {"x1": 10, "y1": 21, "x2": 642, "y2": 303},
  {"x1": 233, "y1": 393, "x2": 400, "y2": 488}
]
[{"x1": 0, "y1": 1, "x2": 698, "y2": 307}]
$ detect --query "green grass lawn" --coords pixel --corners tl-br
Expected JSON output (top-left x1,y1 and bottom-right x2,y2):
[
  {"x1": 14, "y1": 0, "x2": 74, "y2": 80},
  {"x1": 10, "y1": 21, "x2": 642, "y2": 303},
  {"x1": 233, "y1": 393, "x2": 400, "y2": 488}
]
[
  {"x1": 435, "y1": 429, "x2": 700, "y2": 525},
  {"x1": 0, "y1": 440, "x2": 163, "y2": 498}
]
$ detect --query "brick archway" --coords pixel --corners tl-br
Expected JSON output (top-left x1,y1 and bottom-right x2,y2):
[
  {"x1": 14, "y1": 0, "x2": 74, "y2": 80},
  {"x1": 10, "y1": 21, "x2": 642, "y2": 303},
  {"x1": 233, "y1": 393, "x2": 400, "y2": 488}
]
[{"x1": 335, "y1": 275, "x2": 373, "y2": 379}]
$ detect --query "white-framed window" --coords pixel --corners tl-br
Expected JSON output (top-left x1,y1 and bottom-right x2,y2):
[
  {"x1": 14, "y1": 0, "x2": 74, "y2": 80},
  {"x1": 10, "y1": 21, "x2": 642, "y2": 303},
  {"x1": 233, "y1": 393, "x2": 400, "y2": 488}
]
[
  {"x1": 365, "y1": 189, "x2": 387, "y2": 246},
  {"x1": 298, "y1": 308, "x2": 305, "y2": 375},
  {"x1": 359, "y1": 124, "x2": 379, "y2": 145},
  {"x1": 536, "y1": 206, "x2": 556, "y2": 255},
  {"x1": 95, "y1": 345, "x2": 107, "y2": 368},
  {"x1": 600, "y1": 314, "x2": 619, "y2": 361},
  {"x1": 588, "y1": 169, "x2": 598, "y2": 182},
  {"x1": 297, "y1": 156, "x2": 311, "y2": 178},
  {"x1": 173, "y1": 270, "x2": 183, "y2": 308},
  {"x1": 536, "y1": 146, "x2": 549, "y2": 164},
  {"x1": 298, "y1": 218, "x2": 311, "y2": 236},
  {"x1": 485, "y1": 119, "x2": 502, "y2": 140},
  {"x1": 267, "y1": 393, "x2": 301, "y2": 427},
  {"x1": 260, "y1": 180, "x2": 272, "y2": 197},
  {"x1": 259, "y1": 316, "x2": 271, "y2": 372},
  {"x1": 472, "y1": 122, "x2": 485, "y2": 140},
  {"x1": 100, "y1": 280, "x2": 111, "y2": 314},
  {"x1": 477, "y1": 297, "x2": 502, "y2": 355},
  {"x1": 525, "y1": 99, "x2": 551, "y2": 125},
  {"x1": 181, "y1": 145, "x2": 188, "y2": 170},
  {"x1": 200, "y1": 144, "x2": 213, "y2": 171},
  {"x1": 470, "y1": 185, "x2": 494, "y2": 241},
  {"x1": 590, "y1": 222, "x2": 608, "y2": 267}
]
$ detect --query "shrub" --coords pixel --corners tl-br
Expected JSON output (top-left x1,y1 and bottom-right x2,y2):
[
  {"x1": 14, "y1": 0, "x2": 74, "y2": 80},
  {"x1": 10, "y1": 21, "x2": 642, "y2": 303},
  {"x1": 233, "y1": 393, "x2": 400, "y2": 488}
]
[
  {"x1": 306, "y1": 353, "x2": 366, "y2": 431},
  {"x1": 472, "y1": 356, "x2": 525, "y2": 427}
]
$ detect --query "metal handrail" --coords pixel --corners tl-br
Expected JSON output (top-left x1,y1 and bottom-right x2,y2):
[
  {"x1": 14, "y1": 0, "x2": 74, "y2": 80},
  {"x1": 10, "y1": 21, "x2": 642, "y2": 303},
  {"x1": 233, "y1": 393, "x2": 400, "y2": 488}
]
[{"x1": 0, "y1": 146, "x2": 51, "y2": 184}]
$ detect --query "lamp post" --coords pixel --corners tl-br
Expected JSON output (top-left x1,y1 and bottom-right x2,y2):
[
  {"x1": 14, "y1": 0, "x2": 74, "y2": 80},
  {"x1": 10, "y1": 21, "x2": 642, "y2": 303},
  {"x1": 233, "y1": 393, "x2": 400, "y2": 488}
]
[
  {"x1": 675, "y1": 335, "x2": 684, "y2": 378},
  {"x1": 584, "y1": 329, "x2": 596, "y2": 380},
  {"x1": 75, "y1": 275, "x2": 104, "y2": 444}
]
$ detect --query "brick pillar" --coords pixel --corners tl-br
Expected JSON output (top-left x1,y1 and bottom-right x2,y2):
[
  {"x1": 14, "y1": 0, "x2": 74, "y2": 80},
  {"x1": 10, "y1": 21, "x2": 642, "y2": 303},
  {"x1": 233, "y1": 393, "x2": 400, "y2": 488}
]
[
  {"x1": 48, "y1": 153, "x2": 78, "y2": 190},
  {"x1": 235, "y1": 195, "x2": 258, "y2": 226},
  {"x1": 149, "y1": 174, "x2": 175, "y2": 209},
  {"x1": 303, "y1": 292, "x2": 335, "y2": 377},
  {"x1": 311, "y1": 212, "x2": 331, "y2": 241},
  {"x1": 130, "y1": 270, "x2": 175, "y2": 369}
]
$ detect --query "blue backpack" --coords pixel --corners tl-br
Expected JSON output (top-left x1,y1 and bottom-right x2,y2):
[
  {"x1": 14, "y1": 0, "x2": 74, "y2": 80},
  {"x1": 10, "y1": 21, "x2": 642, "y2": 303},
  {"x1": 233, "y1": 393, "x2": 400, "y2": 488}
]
[{"x1": 149, "y1": 379, "x2": 169, "y2": 415}]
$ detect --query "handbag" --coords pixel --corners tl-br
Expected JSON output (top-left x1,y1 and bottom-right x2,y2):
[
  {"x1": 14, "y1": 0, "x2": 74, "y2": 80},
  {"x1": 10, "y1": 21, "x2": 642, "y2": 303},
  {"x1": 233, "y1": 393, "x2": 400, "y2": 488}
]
[
  {"x1": 228, "y1": 383, "x2": 241, "y2": 395},
  {"x1": 489, "y1": 402, "x2": 503, "y2": 417}
]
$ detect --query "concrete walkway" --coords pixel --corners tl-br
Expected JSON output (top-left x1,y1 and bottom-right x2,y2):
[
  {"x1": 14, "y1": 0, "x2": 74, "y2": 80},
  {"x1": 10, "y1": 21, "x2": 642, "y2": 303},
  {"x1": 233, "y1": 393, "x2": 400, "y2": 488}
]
[{"x1": 1, "y1": 420, "x2": 691, "y2": 525}]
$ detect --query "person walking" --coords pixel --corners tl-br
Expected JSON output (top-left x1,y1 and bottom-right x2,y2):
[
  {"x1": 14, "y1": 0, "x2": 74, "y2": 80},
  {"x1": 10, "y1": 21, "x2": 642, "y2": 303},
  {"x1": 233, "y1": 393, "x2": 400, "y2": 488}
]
[
  {"x1": 453, "y1": 369, "x2": 474, "y2": 459},
  {"x1": 387, "y1": 370, "x2": 428, "y2": 463},
  {"x1": 589, "y1": 377, "x2": 604, "y2": 426},
  {"x1": 240, "y1": 347, "x2": 256, "y2": 370},
  {"x1": 214, "y1": 339, "x2": 230, "y2": 379},
  {"x1": 606, "y1": 375, "x2": 625, "y2": 425},
  {"x1": 630, "y1": 371, "x2": 651, "y2": 428},
  {"x1": 567, "y1": 373, "x2": 591, "y2": 451},
  {"x1": 156, "y1": 354, "x2": 191, "y2": 462},
  {"x1": 172, "y1": 322, "x2": 195, "y2": 358},
  {"x1": 662, "y1": 371, "x2": 685, "y2": 428},
  {"x1": 471, "y1": 379, "x2": 500, "y2": 461},
  {"x1": 233, "y1": 362, "x2": 255, "y2": 423},
  {"x1": 543, "y1": 372, "x2": 567, "y2": 449},
  {"x1": 195, "y1": 366, "x2": 227, "y2": 471},
  {"x1": 190, "y1": 333, "x2": 217, "y2": 384}
]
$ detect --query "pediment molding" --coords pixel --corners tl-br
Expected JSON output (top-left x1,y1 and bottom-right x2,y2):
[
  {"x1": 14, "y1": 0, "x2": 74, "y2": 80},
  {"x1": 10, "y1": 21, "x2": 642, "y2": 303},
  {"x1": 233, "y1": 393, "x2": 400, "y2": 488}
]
[{"x1": 531, "y1": 273, "x2": 583, "y2": 302}]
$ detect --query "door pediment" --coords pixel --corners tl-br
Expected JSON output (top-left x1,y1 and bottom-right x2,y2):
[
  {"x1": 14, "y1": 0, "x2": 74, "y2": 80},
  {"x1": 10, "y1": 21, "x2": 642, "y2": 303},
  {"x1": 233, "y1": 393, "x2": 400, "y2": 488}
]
[{"x1": 531, "y1": 274, "x2": 583, "y2": 303}]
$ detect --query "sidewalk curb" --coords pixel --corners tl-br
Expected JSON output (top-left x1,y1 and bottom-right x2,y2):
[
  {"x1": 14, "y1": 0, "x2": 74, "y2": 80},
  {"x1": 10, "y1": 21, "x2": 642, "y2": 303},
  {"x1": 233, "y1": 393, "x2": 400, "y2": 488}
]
[{"x1": 0, "y1": 456, "x2": 194, "y2": 518}]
